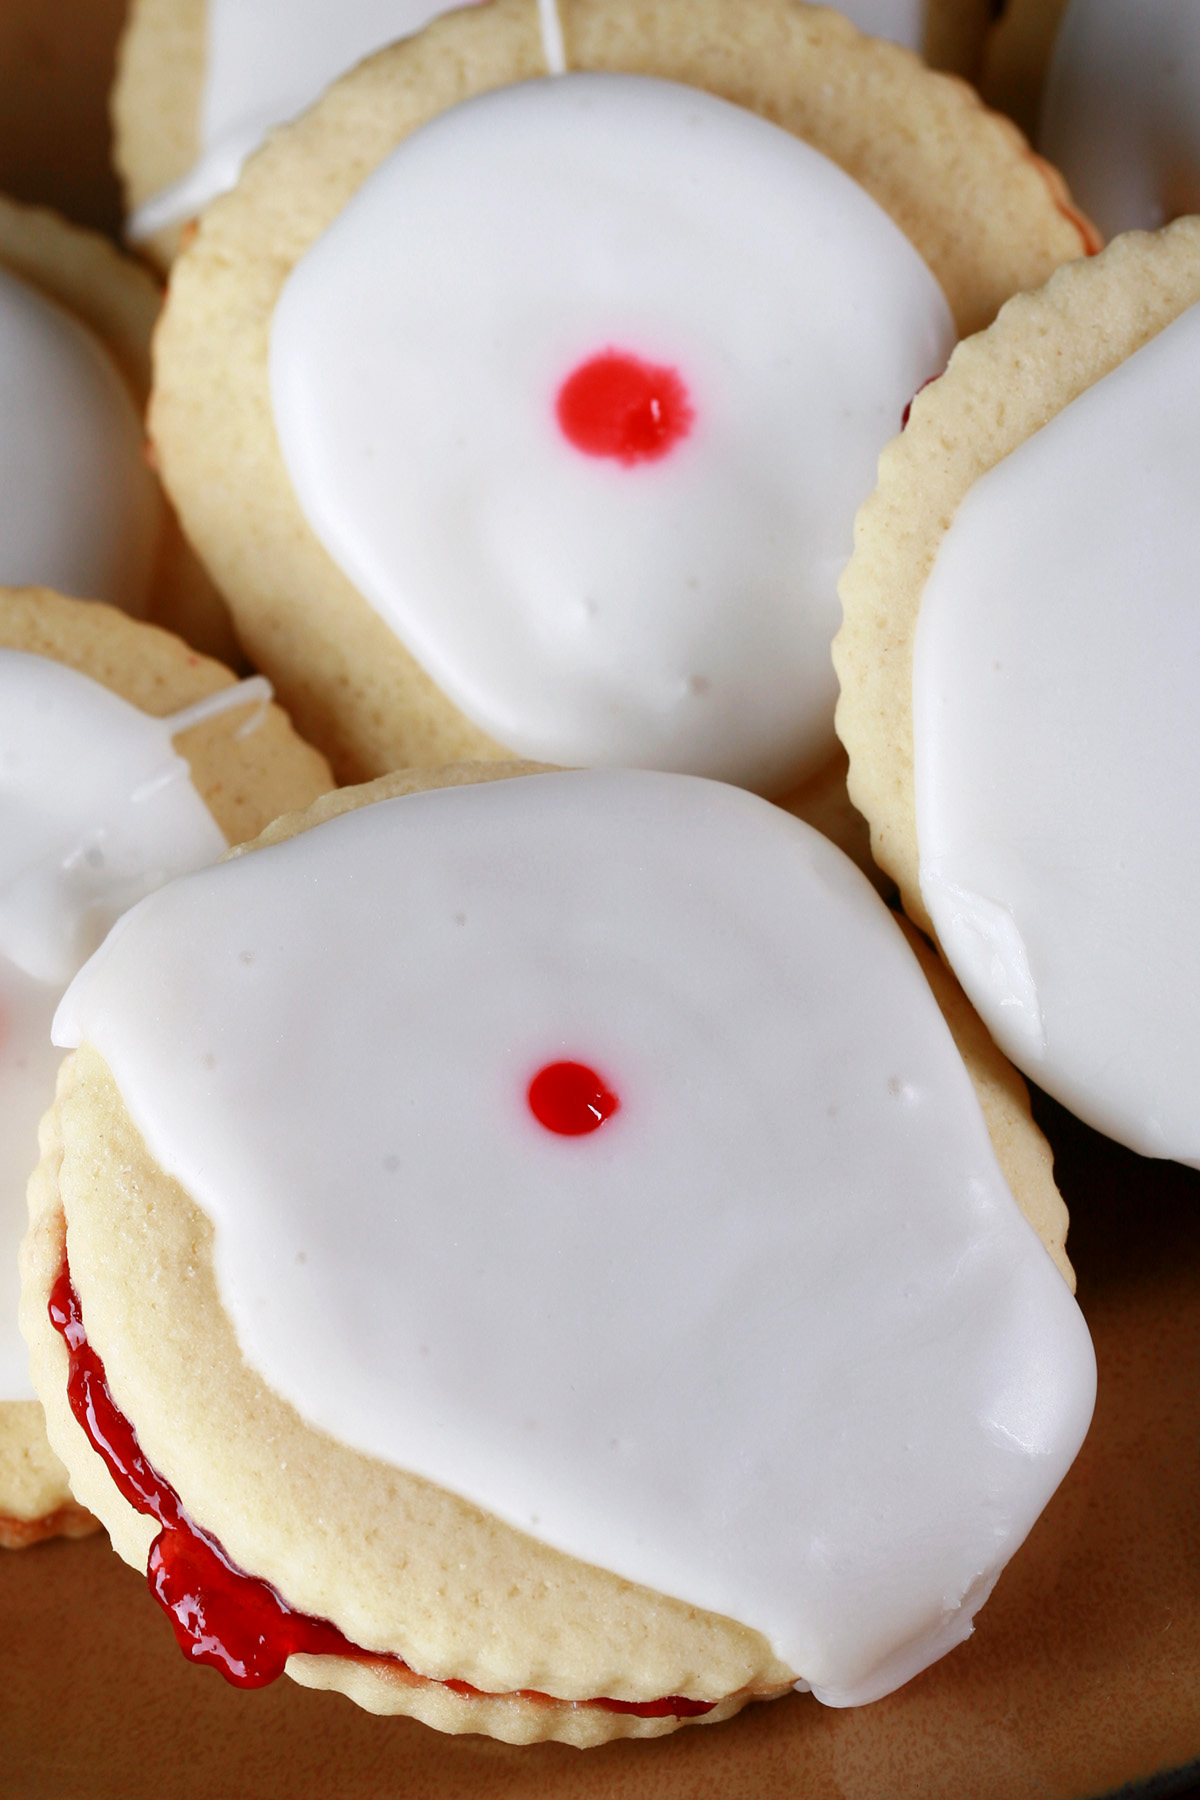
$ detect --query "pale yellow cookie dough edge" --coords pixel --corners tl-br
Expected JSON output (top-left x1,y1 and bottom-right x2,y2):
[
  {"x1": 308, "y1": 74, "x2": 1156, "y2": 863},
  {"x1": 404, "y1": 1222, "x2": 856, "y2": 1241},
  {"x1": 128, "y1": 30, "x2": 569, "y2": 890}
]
[{"x1": 22, "y1": 762, "x2": 1069, "y2": 1740}]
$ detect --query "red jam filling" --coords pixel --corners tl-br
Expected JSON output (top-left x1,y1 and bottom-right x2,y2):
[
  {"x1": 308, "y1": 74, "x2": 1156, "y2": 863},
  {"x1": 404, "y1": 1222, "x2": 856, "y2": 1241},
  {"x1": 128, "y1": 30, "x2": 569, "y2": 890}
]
[
  {"x1": 527, "y1": 1060, "x2": 619, "y2": 1135},
  {"x1": 556, "y1": 350, "x2": 694, "y2": 464},
  {"x1": 49, "y1": 1258, "x2": 713, "y2": 1717}
]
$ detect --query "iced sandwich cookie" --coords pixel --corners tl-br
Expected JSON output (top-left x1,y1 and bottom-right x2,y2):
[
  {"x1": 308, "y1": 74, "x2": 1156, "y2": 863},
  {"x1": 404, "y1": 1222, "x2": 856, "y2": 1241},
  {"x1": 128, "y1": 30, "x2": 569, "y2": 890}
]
[
  {"x1": 150, "y1": 0, "x2": 1095, "y2": 801},
  {"x1": 114, "y1": 0, "x2": 999, "y2": 270},
  {"x1": 835, "y1": 218, "x2": 1200, "y2": 1164},
  {"x1": 984, "y1": 0, "x2": 1200, "y2": 238},
  {"x1": 23, "y1": 764, "x2": 1094, "y2": 1742},
  {"x1": 0, "y1": 589, "x2": 331, "y2": 1546}
]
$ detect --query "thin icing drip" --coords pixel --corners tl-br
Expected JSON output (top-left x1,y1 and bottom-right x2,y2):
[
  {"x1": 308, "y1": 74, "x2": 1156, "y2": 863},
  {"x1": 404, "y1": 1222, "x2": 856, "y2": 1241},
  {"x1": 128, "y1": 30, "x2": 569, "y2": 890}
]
[
  {"x1": 127, "y1": 0, "x2": 480, "y2": 240},
  {"x1": 55, "y1": 769, "x2": 1095, "y2": 1703},
  {"x1": 270, "y1": 72, "x2": 953, "y2": 796},
  {"x1": 537, "y1": 0, "x2": 566, "y2": 75},
  {"x1": 1041, "y1": 0, "x2": 1200, "y2": 237},
  {"x1": 527, "y1": 1059, "x2": 619, "y2": 1134},
  {"x1": 0, "y1": 268, "x2": 160, "y2": 613},
  {"x1": 48, "y1": 1260, "x2": 714, "y2": 1716},
  {"x1": 913, "y1": 300, "x2": 1200, "y2": 1164},
  {"x1": 0, "y1": 654, "x2": 264, "y2": 1399}
]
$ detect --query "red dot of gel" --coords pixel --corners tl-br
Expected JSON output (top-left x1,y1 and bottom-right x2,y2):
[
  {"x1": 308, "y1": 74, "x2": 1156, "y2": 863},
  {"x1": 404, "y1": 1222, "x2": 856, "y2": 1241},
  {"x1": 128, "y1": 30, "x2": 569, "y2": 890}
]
[
  {"x1": 528, "y1": 1061, "x2": 619, "y2": 1136},
  {"x1": 555, "y1": 350, "x2": 694, "y2": 465}
]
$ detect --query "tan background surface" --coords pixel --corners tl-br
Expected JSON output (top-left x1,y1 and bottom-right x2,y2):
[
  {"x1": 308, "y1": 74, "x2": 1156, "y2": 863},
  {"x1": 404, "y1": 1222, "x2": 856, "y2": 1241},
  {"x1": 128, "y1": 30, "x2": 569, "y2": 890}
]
[{"x1": 0, "y1": 3, "x2": 1198, "y2": 1795}]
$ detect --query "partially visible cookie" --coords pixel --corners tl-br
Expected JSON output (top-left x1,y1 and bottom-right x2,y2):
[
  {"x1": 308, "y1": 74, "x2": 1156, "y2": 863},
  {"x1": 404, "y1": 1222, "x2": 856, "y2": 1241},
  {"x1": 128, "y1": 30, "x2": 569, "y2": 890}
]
[
  {"x1": 114, "y1": 0, "x2": 998, "y2": 269},
  {"x1": 983, "y1": 0, "x2": 1200, "y2": 239},
  {"x1": 23, "y1": 762, "x2": 1092, "y2": 1737},
  {"x1": 0, "y1": 588, "x2": 332, "y2": 1546},
  {"x1": 835, "y1": 217, "x2": 1200, "y2": 1162},
  {"x1": 0, "y1": 192, "x2": 239, "y2": 660},
  {"x1": 151, "y1": 0, "x2": 1095, "y2": 794},
  {"x1": 979, "y1": 0, "x2": 1069, "y2": 139}
]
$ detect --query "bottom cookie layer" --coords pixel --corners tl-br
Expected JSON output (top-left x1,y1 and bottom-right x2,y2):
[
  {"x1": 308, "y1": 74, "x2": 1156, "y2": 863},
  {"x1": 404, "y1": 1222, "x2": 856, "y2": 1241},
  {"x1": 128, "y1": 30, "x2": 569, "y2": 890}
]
[{"x1": 48, "y1": 1253, "x2": 779, "y2": 1745}]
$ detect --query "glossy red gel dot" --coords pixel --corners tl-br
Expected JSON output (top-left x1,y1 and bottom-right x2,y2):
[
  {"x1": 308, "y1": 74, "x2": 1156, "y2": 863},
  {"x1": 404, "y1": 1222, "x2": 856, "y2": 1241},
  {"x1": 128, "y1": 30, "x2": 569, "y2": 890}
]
[
  {"x1": 556, "y1": 350, "x2": 693, "y2": 465},
  {"x1": 528, "y1": 1061, "x2": 619, "y2": 1135}
]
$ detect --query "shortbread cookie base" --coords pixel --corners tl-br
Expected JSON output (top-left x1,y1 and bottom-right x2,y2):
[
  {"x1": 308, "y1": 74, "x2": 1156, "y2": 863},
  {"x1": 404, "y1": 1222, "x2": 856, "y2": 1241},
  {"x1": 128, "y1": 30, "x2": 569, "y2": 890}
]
[
  {"x1": 21, "y1": 763, "x2": 1071, "y2": 1738},
  {"x1": 0, "y1": 587, "x2": 330, "y2": 1538},
  {"x1": 833, "y1": 219, "x2": 1200, "y2": 946},
  {"x1": 150, "y1": 0, "x2": 1096, "y2": 784}
]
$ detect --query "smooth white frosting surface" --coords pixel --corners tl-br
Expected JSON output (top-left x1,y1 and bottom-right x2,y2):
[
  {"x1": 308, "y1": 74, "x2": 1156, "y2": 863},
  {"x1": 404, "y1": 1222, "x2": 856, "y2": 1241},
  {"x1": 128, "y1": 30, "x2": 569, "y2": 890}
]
[
  {"x1": 57, "y1": 770, "x2": 1094, "y2": 1702},
  {"x1": 0, "y1": 269, "x2": 160, "y2": 613},
  {"x1": 913, "y1": 301, "x2": 1200, "y2": 1163},
  {"x1": 270, "y1": 73, "x2": 952, "y2": 797},
  {"x1": 1041, "y1": 0, "x2": 1200, "y2": 237},
  {"x1": 0, "y1": 654, "x2": 261, "y2": 1399},
  {"x1": 127, "y1": 0, "x2": 476, "y2": 239}
]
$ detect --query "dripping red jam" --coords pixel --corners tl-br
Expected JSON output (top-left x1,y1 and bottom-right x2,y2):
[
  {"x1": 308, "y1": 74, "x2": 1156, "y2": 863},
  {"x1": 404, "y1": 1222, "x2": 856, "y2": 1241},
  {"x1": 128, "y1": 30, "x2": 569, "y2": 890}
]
[
  {"x1": 556, "y1": 349, "x2": 694, "y2": 465},
  {"x1": 48, "y1": 1256, "x2": 713, "y2": 1718}
]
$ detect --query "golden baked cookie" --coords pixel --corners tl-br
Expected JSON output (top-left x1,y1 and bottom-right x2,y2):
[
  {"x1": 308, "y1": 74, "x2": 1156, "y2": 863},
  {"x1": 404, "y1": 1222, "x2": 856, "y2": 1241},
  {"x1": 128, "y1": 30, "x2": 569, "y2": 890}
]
[
  {"x1": 149, "y1": 0, "x2": 1097, "y2": 796},
  {"x1": 834, "y1": 217, "x2": 1200, "y2": 1160},
  {"x1": 21, "y1": 761, "x2": 1091, "y2": 1741},
  {"x1": 114, "y1": 0, "x2": 998, "y2": 271},
  {"x1": 0, "y1": 192, "x2": 240, "y2": 661},
  {"x1": 0, "y1": 587, "x2": 332, "y2": 1548}
]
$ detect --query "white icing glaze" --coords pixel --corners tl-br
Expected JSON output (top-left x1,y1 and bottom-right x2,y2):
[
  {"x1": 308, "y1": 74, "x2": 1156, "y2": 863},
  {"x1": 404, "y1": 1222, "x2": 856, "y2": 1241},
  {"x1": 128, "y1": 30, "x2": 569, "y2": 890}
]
[
  {"x1": 56, "y1": 769, "x2": 1095, "y2": 1702},
  {"x1": 1040, "y1": 0, "x2": 1200, "y2": 238},
  {"x1": 0, "y1": 268, "x2": 161, "y2": 613},
  {"x1": 0, "y1": 655, "x2": 269, "y2": 1399},
  {"x1": 270, "y1": 72, "x2": 952, "y2": 796},
  {"x1": 913, "y1": 300, "x2": 1200, "y2": 1164},
  {"x1": 127, "y1": 0, "x2": 484, "y2": 240}
]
